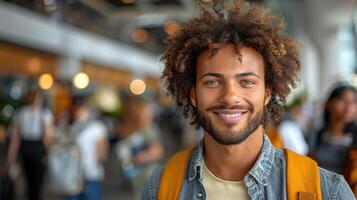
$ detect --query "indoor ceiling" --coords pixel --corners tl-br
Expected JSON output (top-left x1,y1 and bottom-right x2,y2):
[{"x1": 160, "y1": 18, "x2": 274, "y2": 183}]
[{"x1": 2, "y1": 0, "x2": 265, "y2": 54}]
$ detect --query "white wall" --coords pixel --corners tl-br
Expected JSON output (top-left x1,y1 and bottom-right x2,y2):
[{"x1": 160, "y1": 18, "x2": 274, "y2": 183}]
[{"x1": 299, "y1": 0, "x2": 356, "y2": 100}]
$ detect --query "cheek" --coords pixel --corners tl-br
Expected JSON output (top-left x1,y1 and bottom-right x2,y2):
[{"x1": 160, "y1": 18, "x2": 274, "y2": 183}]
[
  {"x1": 331, "y1": 102, "x2": 345, "y2": 116},
  {"x1": 245, "y1": 90, "x2": 267, "y2": 106},
  {"x1": 195, "y1": 89, "x2": 217, "y2": 107},
  {"x1": 345, "y1": 104, "x2": 357, "y2": 118}
]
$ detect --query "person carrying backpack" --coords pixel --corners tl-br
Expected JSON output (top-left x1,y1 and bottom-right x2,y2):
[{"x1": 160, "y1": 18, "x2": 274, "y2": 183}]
[
  {"x1": 141, "y1": 0, "x2": 355, "y2": 199},
  {"x1": 65, "y1": 96, "x2": 109, "y2": 200}
]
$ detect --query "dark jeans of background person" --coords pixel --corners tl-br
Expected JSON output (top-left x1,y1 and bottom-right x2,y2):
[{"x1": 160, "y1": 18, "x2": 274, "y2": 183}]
[
  {"x1": 65, "y1": 180, "x2": 102, "y2": 200},
  {"x1": 20, "y1": 140, "x2": 46, "y2": 200}
]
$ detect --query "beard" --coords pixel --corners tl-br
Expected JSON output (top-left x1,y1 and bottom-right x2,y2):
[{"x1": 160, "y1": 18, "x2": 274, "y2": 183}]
[{"x1": 196, "y1": 104, "x2": 264, "y2": 145}]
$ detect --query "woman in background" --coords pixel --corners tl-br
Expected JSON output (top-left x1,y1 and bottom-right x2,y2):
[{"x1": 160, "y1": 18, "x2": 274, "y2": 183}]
[
  {"x1": 6, "y1": 91, "x2": 54, "y2": 200},
  {"x1": 117, "y1": 96, "x2": 163, "y2": 200},
  {"x1": 312, "y1": 84, "x2": 357, "y2": 173}
]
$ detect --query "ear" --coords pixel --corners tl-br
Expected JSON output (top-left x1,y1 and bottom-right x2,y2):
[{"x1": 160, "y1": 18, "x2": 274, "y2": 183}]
[
  {"x1": 190, "y1": 88, "x2": 197, "y2": 108},
  {"x1": 264, "y1": 88, "x2": 272, "y2": 106}
]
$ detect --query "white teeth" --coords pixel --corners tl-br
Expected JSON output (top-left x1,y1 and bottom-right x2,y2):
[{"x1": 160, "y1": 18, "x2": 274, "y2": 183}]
[{"x1": 219, "y1": 113, "x2": 242, "y2": 118}]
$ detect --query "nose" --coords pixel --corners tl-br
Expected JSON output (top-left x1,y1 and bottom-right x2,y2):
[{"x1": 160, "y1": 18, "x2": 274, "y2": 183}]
[{"x1": 220, "y1": 81, "x2": 241, "y2": 105}]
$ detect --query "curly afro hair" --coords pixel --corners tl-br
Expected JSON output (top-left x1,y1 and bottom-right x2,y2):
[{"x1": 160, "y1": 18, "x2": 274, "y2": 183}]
[{"x1": 161, "y1": 0, "x2": 301, "y2": 128}]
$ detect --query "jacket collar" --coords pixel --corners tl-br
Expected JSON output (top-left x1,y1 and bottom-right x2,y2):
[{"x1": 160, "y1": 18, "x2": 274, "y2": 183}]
[{"x1": 188, "y1": 134, "x2": 276, "y2": 186}]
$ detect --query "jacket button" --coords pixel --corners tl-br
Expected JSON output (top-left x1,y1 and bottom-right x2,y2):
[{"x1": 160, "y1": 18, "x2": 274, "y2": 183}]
[{"x1": 197, "y1": 193, "x2": 202, "y2": 198}]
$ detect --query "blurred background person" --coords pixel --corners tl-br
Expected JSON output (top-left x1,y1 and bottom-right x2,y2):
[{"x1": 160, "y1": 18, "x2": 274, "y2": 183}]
[
  {"x1": 65, "y1": 96, "x2": 109, "y2": 200},
  {"x1": 5, "y1": 91, "x2": 54, "y2": 200},
  {"x1": 155, "y1": 92, "x2": 185, "y2": 161},
  {"x1": 116, "y1": 96, "x2": 163, "y2": 200},
  {"x1": 310, "y1": 84, "x2": 357, "y2": 173},
  {"x1": 277, "y1": 95, "x2": 310, "y2": 155}
]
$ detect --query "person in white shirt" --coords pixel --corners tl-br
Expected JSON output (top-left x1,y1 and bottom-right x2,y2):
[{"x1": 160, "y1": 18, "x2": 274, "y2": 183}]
[
  {"x1": 6, "y1": 91, "x2": 54, "y2": 200},
  {"x1": 65, "y1": 96, "x2": 109, "y2": 200},
  {"x1": 278, "y1": 97, "x2": 309, "y2": 155}
]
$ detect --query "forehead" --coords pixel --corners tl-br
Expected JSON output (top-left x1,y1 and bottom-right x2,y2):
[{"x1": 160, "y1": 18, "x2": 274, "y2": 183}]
[
  {"x1": 196, "y1": 44, "x2": 265, "y2": 76},
  {"x1": 339, "y1": 89, "x2": 357, "y2": 100}
]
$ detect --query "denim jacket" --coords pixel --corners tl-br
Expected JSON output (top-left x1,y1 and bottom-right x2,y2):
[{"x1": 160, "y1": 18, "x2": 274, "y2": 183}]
[{"x1": 142, "y1": 135, "x2": 355, "y2": 200}]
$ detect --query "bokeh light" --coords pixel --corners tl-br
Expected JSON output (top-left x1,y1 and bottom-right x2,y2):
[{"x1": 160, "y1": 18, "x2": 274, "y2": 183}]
[
  {"x1": 73, "y1": 72, "x2": 90, "y2": 89},
  {"x1": 132, "y1": 28, "x2": 149, "y2": 43},
  {"x1": 130, "y1": 79, "x2": 146, "y2": 95},
  {"x1": 38, "y1": 73, "x2": 54, "y2": 90},
  {"x1": 164, "y1": 21, "x2": 181, "y2": 36}
]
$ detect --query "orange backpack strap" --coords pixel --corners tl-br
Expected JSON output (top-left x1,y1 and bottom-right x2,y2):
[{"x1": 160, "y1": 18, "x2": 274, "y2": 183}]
[
  {"x1": 266, "y1": 128, "x2": 284, "y2": 148},
  {"x1": 285, "y1": 149, "x2": 322, "y2": 200},
  {"x1": 158, "y1": 148, "x2": 193, "y2": 200}
]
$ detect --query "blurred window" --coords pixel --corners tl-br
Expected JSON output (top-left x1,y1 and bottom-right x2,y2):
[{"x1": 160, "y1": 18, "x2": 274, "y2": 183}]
[{"x1": 338, "y1": 25, "x2": 357, "y2": 75}]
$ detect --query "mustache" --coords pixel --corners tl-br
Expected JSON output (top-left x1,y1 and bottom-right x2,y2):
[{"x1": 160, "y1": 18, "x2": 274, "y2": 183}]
[{"x1": 206, "y1": 103, "x2": 253, "y2": 112}]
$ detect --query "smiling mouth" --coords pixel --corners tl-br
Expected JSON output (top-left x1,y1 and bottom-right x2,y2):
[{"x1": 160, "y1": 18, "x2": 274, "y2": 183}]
[{"x1": 213, "y1": 111, "x2": 248, "y2": 122}]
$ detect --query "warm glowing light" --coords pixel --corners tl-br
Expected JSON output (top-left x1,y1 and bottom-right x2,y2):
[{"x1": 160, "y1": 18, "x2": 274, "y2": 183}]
[
  {"x1": 38, "y1": 73, "x2": 54, "y2": 90},
  {"x1": 73, "y1": 72, "x2": 90, "y2": 89},
  {"x1": 132, "y1": 28, "x2": 149, "y2": 43},
  {"x1": 122, "y1": 0, "x2": 134, "y2": 4},
  {"x1": 130, "y1": 79, "x2": 146, "y2": 95},
  {"x1": 28, "y1": 58, "x2": 42, "y2": 74},
  {"x1": 95, "y1": 87, "x2": 121, "y2": 112},
  {"x1": 164, "y1": 21, "x2": 181, "y2": 36}
]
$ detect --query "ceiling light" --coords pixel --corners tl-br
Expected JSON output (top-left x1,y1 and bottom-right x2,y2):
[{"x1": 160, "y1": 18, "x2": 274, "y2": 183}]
[
  {"x1": 39, "y1": 73, "x2": 54, "y2": 90},
  {"x1": 73, "y1": 72, "x2": 90, "y2": 89},
  {"x1": 130, "y1": 79, "x2": 146, "y2": 95},
  {"x1": 164, "y1": 21, "x2": 181, "y2": 36},
  {"x1": 132, "y1": 28, "x2": 149, "y2": 43}
]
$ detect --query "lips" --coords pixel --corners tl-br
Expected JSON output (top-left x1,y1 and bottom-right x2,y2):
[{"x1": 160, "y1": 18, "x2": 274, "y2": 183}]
[{"x1": 213, "y1": 110, "x2": 248, "y2": 122}]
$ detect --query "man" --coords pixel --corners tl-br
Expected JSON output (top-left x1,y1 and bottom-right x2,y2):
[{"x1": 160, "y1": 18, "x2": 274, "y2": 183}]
[{"x1": 142, "y1": 0, "x2": 355, "y2": 199}]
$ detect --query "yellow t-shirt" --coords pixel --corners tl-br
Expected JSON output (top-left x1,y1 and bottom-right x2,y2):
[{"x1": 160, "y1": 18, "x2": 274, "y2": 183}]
[{"x1": 203, "y1": 161, "x2": 250, "y2": 200}]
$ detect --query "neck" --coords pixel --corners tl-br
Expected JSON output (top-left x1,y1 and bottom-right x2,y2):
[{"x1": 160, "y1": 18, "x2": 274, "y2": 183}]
[
  {"x1": 78, "y1": 112, "x2": 90, "y2": 123},
  {"x1": 327, "y1": 120, "x2": 346, "y2": 137},
  {"x1": 203, "y1": 126, "x2": 264, "y2": 181}
]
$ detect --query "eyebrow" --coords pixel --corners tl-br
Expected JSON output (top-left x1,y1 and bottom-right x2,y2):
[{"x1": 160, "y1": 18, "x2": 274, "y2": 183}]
[
  {"x1": 199, "y1": 72, "x2": 260, "y2": 80},
  {"x1": 236, "y1": 72, "x2": 260, "y2": 79}
]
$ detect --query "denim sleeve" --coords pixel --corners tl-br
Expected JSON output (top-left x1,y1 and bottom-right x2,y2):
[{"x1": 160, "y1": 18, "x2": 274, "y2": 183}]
[
  {"x1": 141, "y1": 165, "x2": 163, "y2": 200},
  {"x1": 319, "y1": 168, "x2": 356, "y2": 200}
]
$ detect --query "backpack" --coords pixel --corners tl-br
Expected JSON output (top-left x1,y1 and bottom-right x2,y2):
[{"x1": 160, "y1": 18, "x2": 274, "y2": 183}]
[
  {"x1": 266, "y1": 127, "x2": 284, "y2": 148},
  {"x1": 47, "y1": 133, "x2": 83, "y2": 195},
  {"x1": 158, "y1": 148, "x2": 322, "y2": 200}
]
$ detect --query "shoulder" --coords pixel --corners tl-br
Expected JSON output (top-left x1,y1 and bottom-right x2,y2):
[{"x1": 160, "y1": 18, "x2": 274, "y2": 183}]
[
  {"x1": 41, "y1": 108, "x2": 54, "y2": 122},
  {"x1": 17, "y1": 106, "x2": 29, "y2": 116},
  {"x1": 91, "y1": 120, "x2": 106, "y2": 129},
  {"x1": 42, "y1": 107, "x2": 53, "y2": 114},
  {"x1": 275, "y1": 149, "x2": 355, "y2": 199},
  {"x1": 319, "y1": 168, "x2": 355, "y2": 200},
  {"x1": 141, "y1": 147, "x2": 195, "y2": 200},
  {"x1": 88, "y1": 120, "x2": 106, "y2": 131},
  {"x1": 84, "y1": 120, "x2": 108, "y2": 137},
  {"x1": 274, "y1": 147, "x2": 285, "y2": 159}
]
